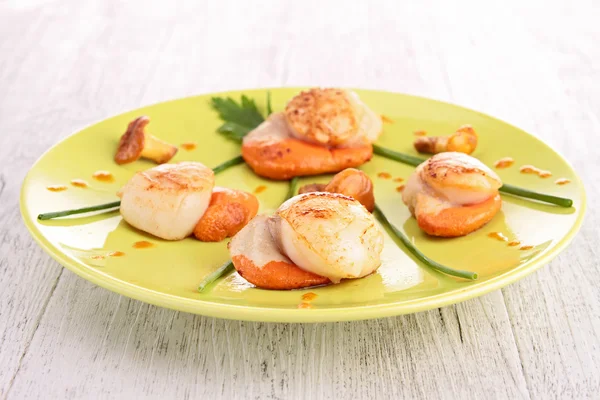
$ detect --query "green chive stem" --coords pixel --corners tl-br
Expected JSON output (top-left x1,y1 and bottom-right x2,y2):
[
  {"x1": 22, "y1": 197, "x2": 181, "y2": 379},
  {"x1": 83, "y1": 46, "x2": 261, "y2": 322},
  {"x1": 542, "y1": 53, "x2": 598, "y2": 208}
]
[
  {"x1": 374, "y1": 204, "x2": 478, "y2": 280},
  {"x1": 197, "y1": 260, "x2": 234, "y2": 292},
  {"x1": 372, "y1": 143, "x2": 424, "y2": 167},
  {"x1": 212, "y1": 155, "x2": 245, "y2": 174},
  {"x1": 285, "y1": 177, "x2": 299, "y2": 201},
  {"x1": 266, "y1": 91, "x2": 273, "y2": 116},
  {"x1": 37, "y1": 201, "x2": 121, "y2": 220},
  {"x1": 499, "y1": 183, "x2": 572, "y2": 208}
]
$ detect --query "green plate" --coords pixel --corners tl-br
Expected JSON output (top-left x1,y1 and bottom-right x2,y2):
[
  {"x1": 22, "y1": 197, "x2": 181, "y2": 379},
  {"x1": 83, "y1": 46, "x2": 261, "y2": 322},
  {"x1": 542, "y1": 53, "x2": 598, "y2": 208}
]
[{"x1": 20, "y1": 88, "x2": 586, "y2": 322}]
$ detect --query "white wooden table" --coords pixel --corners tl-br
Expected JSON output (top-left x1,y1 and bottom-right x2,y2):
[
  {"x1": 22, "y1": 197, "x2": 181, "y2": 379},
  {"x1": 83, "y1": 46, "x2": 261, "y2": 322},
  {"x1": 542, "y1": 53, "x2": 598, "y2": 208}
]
[{"x1": 1, "y1": 0, "x2": 598, "y2": 398}]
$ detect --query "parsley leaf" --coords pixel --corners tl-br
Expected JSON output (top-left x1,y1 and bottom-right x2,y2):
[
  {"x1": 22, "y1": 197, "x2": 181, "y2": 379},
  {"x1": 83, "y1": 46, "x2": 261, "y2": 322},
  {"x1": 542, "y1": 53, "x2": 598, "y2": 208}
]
[{"x1": 210, "y1": 92, "x2": 272, "y2": 142}]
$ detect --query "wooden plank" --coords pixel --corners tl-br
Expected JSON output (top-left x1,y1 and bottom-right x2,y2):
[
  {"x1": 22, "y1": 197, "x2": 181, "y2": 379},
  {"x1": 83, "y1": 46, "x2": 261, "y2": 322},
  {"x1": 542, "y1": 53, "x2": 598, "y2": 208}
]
[{"x1": 7, "y1": 277, "x2": 528, "y2": 399}]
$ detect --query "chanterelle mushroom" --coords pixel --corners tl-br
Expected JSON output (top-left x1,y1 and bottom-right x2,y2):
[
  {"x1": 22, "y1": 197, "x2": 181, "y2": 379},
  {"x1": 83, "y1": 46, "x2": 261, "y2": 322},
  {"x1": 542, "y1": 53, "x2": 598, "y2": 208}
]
[
  {"x1": 114, "y1": 116, "x2": 178, "y2": 165},
  {"x1": 297, "y1": 168, "x2": 375, "y2": 212},
  {"x1": 414, "y1": 125, "x2": 478, "y2": 155}
]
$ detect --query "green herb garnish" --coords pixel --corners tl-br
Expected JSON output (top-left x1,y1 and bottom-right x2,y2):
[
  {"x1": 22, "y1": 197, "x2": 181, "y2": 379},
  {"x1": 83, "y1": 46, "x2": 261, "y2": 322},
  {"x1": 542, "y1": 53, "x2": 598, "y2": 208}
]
[
  {"x1": 37, "y1": 201, "x2": 121, "y2": 221},
  {"x1": 210, "y1": 93, "x2": 273, "y2": 141},
  {"x1": 266, "y1": 91, "x2": 273, "y2": 116},
  {"x1": 197, "y1": 260, "x2": 235, "y2": 292},
  {"x1": 285, "y1": 177, "x2": 299, "y2": 201},
  {"x1": 374, "y1": 204, "x2": 478, "y2": 280}
]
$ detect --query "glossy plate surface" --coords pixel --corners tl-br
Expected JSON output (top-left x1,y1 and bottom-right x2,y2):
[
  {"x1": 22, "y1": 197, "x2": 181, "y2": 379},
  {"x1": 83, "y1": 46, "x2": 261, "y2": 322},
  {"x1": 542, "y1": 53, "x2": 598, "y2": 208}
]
[{"x1": 20, "y1": 88, "x2": 585, "y2": 322}]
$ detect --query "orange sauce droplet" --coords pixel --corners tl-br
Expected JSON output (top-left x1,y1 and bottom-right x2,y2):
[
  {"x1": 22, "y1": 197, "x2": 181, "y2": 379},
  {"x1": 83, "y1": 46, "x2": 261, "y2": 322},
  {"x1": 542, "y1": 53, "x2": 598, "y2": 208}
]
[
  {"x1": 297, "y1": 302, "x2": 313, "y2": 309},
  {"x1": 377, "y1": 172, "x2": 392, "y2": 179},
  {"x1": 519, "y1": 245, "x2": 534, "y2": 251},
  {"x1": 414, "y1": 130, "x2": 427, "y2": 136},
  {"x1": 519, "y1": 165, "x2": 538, "y2": 174},
  {"x1": 396, "y1": 185, "x2": 405, "y2": 192},
  {"x1": 494, "y1": 157, "x2": 514, "y2": 169},
  {"x1": 519, "y1": 165, "x2": 552, "y2": 178},
  {"x1": 302, "y1": 292, "x2": 318, "y2": 301},
  {"x1": 70, "y1": 179, "x2": 88, "y2": 188},
  {"x1": 508, "y1": 240, "x2": 521, "y2": 247},
  {"x1": 380, "y1": 115, "x2": 394, "y2": 124},
  {"x1": 133, "y1": 241, "x2": 154, "y2": 249},
  {"x1": 91, "y1": 255, "x2": 105, "y2": 260},
  {"x1": 488, "y1": 232, "x2": 508, "y2": 242},
  {"x1": 93, "y1": 170, "x2": 114, "y2": 183},
  {"x1": 46, "y1": 185, "x2": 67, "y2": 192},
  {"x1": 181, "y1": 142, "x2": 197, "y2": 151},
  {"x1": 109, "y1": 251, "x2": 125, "y2": 257},
  {"x1": 254, "y1": 185, "x2": 267, "y2": 194},
  {"x1": 393, "y1": 177, "x2": 404, "y2": 183},
  {"x1": 555, "y1": 178, "x2": 571, "y2": 185}
]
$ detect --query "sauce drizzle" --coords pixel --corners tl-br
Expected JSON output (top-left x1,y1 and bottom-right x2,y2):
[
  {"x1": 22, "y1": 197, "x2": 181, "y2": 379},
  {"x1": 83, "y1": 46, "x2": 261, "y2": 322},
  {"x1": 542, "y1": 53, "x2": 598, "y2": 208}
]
[
  {"x1": 393, "y1": 177, "x2": 404, "y2": 183},
  {"x1": 254, "y1": 185, "x2": 267, "y2": 194},
  {"x1": 181, "y1": 142, "x2": 197, "y2": 151},
  {"x1": 46, "y1": 185, "x2": 67, "y2": 192},
  {"x1": 519, "y1": 245, "x2": 534, "y2": 251},
  {"x1": 414, "y1": 130, "x2": 427, "y2": 136},
  {"x1": 297, "y1": 302, "x2": 313, "y2": 309},
  {"x1": 488, "y1": 232, "x2": 509, "y2": 242},
  {"x1": 70, "y1": 179, "x2": 88, "y2": 188},
  {"x1": 380, "y1": 115, "x2": 394, "y2": 124},
  {"x1": 377, "y1": 172, "x2": 392, "y2": 179},
  {"x1": 507, "y1": 240, "x2": 521, "y2": 247},
  {"x1": 555, "y1": 178, "x2": 571, "y2": 185},
  {"x1": 396, "y1": 185, "x2": 405, "y2": 192},
  {"x1": 133, "y1": 241, "x2": 154, "y2": 249},
  {"x1": 302, "y1": 292, "x2": 318, "y2": 301},
  {"x1": 91, "y1": 255, "x2": 105, "y2": 260},
  {"x1": 494, "y1": 157, "x2": 514, "y2": 169},
  {"x1": 93, "y1": 170, "x2": 114, "y2": 183},
  {"x1": 520, "y1": 165, "x2": 552, "y2": 178},
  {"x1": 109, "y1": 251, "x2": 125, "y2": 257}
]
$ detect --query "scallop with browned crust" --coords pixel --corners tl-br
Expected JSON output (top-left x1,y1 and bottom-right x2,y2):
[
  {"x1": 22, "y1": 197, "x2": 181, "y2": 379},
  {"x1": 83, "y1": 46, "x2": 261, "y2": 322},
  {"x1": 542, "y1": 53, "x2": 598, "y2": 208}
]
[
  {"x1": 269, "y1": 192, "x2": 384, "y2": 283},
  {"x1": 229, "y1": 192, "x2": 384, "y2": 289},
  {"x1": 117, "y1": 162, "x2": 214, "y2": 240},
  {"x1": 402, "y1": 152, "x2": 502, "y2": 237},
  {"x1": 285, "y1": 88, "x2": 382, "y2": 148}
]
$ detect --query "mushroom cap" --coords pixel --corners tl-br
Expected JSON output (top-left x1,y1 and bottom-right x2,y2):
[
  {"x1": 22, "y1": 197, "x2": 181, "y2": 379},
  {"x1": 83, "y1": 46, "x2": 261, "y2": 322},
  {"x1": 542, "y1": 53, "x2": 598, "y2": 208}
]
[
  {"x1": 324, "y1": 168, "x2": 375, "y2": 212},
  {"x1": 115, "y1": 116, "x2": 148, "y2": 164}
]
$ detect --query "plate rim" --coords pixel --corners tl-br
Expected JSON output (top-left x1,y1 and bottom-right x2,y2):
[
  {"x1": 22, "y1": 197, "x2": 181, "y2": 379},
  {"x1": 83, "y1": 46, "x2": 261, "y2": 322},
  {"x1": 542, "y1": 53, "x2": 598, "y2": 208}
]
[{"x1": 20, "y1": 87, "x2": 587, "y2": 323}]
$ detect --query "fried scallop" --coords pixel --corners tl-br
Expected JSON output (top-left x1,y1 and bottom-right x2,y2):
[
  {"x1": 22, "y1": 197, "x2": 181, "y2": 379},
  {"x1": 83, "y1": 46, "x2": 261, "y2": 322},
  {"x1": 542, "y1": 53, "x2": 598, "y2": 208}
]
[
  {"x1": 118, "y1": 162, "x2": 215, "y2": 240},
  {"x1": 271, "y1": 193, "x2": 384, "y2": 282},
  {"x1": 229, "y1": 192, "x2": 384, "y2": 289},
  {"x1": 242, "y1": 88, "x2": 382, "y2": 180},
  {"x1": 242, "y1": 113, "x2": 373, "y2": 180},
  {"x1": 402, "y1": 152, "x2": 502, "y2": 237},
  {"x1": 285, "y1": 88, "x2": 382, "y2": 147},
  {"x1": 229, "y1": 215, "x2": 330, "y2": 290}
]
